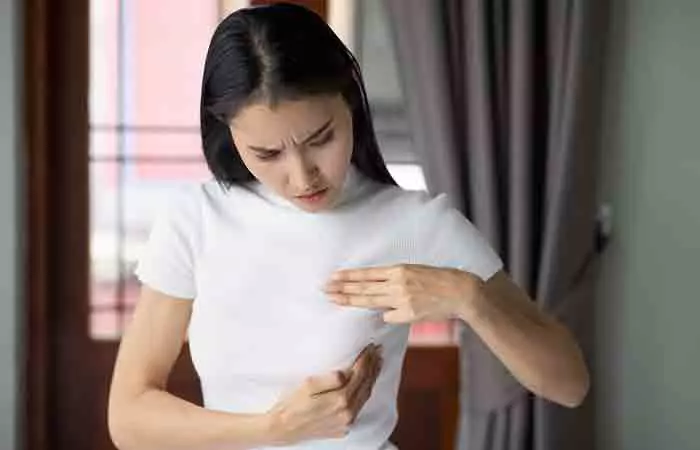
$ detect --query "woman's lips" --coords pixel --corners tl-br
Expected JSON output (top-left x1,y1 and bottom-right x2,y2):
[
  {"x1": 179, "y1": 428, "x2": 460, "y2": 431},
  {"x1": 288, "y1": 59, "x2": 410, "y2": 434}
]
[{"x1": 296, "y1": 188, "x2": 329, "y2": 203}]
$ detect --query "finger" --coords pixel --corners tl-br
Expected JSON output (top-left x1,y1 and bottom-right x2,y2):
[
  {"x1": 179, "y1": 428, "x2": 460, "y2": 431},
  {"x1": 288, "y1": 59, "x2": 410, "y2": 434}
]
[
  {"x1": 345, "y1": 347, "x2": 378, "y2": 398},
  {"x1": 356, "y1": 352, "x2": 381, "y2": 395},
  {"x1": 348, "y1": 380, "x2": 370, "y2": 419},
  {"x1": 350, "y1": 343, "x2": 378, "y2": 366},
  {"x1": 307, "y1": 371, "x2": 348, "y2": 396},
  {"x1": 330, "y1": 265, "x2": 401, "y2": 283},
  {"x1": 328, "y1": 293, "x2": 399, "y2": 309},
  {"x1": 349, "y1": 354, "x2": 382, "y2": 415},
  {"x1": 349, "y1": 345, "x2": 376, "y2": 382},
  {"x1": 353, "y1": 347, "x2": 381, "y2": 389},
  {"x1": 365, "y1": 350, "x2": 382, "y2": 388},
  {"x1": 382, "y1": 308, "x2": 414, "y2": 324},
  {"x1": 338, "y1": 346, "x2": 373, "y2": 393},
  {"x1": 352, "y1": 374, "x2": 373, "y2": 411},
  {"x1": 324, "y1": 280, "x2": 397, "y2": 296}
]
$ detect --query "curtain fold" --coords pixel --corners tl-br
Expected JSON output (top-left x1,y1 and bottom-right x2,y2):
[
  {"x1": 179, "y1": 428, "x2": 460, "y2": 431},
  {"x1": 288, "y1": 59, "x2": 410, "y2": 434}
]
[{"x1": 384, "y1": 0, "x2": 608, "y2": 448}]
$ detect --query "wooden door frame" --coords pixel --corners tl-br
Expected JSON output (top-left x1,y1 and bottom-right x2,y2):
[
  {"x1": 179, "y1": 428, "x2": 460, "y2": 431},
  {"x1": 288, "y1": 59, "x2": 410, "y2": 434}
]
[{"x1": 24, "y1": 0, "x2": 90, "y2": 448}]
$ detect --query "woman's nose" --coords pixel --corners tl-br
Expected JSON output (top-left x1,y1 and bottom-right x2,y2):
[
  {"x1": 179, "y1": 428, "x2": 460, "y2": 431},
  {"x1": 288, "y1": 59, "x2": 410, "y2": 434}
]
[{"x1": 288, "y1": 155, "x2": 320, "y2": 192}]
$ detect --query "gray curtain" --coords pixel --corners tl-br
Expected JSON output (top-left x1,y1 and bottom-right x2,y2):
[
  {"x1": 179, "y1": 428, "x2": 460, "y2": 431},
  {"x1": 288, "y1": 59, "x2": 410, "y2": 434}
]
[{"x1": 384, "y1": 1, "x2": 608, "y2": 449}]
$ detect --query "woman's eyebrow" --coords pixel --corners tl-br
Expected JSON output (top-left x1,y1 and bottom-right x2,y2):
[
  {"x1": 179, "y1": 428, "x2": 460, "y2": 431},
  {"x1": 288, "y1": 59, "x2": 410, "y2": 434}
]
[
  {"x1": 248, "y1": 143, "x2": 283, "y2": 153},
  {"x1": 247, "y1": 119, "x2": 334, "y2": 153},
  {"x1": 298, "y1": 118, "x2": 334, "y2": 145}
]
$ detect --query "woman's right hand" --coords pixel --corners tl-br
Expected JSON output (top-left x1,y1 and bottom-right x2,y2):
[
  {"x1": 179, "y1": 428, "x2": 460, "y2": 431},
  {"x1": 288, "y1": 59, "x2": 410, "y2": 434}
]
[{"x1": 265, "y1": 344, "x2": 383, "y2": 445}]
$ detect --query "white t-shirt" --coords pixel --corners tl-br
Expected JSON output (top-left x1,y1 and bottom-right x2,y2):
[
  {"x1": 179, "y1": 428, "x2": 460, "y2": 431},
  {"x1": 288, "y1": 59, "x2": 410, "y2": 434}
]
[{"x1": 135, "y1": 165, "x2": 503, "y2": 450}]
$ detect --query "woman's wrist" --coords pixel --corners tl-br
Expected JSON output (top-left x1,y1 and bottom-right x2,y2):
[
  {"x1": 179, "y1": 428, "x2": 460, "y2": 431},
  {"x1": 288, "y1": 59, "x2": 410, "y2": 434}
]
[
  {"x1": 260, "y1": 410, "x2": 282, "y2": 446},
  {"x1": 223, "y1": 411, "x2": 282, "y2": 448},
  {"x1": 453, "y1": 269, "x2": 488, "y2": 324},
  {"x1": 256, "y1": 410, "x2": 284, "y2": 446}
]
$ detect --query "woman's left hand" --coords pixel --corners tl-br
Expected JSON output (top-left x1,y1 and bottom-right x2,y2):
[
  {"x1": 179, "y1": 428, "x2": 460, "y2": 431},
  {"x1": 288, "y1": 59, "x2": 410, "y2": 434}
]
[{"x1": 323, "y1": 264, "x2": 481, "y2": 324}]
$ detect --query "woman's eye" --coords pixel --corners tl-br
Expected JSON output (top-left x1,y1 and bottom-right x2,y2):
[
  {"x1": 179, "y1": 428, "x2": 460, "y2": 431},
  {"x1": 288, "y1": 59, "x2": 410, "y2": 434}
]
[
  {"x1": 308, "y1": 130, "x2": 334, "y2": 148},
  {"x1": 257, "y1": 151, "x2": 280, "y2": 161}
]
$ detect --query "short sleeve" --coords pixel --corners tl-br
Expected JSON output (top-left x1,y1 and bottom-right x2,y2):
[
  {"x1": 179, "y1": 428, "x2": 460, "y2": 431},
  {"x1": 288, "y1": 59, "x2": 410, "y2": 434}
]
[
  {"x1": 422, "y1": 193, "x2": 504, "y2": 281},
  {"x1": 134, "y1": 186, "x2": 202, "y2": 299}
]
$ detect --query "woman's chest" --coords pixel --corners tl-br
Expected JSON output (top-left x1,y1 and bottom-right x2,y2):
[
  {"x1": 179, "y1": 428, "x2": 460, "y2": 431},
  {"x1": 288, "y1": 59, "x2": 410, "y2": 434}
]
[{"x1": 188, "y1": 219, "x2": 418, "y2": 378}]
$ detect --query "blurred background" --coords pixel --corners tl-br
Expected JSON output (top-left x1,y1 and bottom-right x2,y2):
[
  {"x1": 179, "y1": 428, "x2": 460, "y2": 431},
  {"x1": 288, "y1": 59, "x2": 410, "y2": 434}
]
[{"x1": 2, "y1": 0, "x2": 700, "y2": 449}]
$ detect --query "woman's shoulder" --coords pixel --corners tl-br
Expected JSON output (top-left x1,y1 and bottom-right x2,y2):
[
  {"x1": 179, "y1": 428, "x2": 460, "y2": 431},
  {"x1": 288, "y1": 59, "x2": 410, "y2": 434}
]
[
  {"x1": 159, "y1": 180, "x2": 213, "y2": 211},
  {"x1": 154, "y1": 179, "x2": 230, "y2": 224},
  {"x1": 366, "y1": 186, "x2": 469, "y2": 241},
  {"x1": 370, "y1": 184, "x2": 453, "y2": 215}
]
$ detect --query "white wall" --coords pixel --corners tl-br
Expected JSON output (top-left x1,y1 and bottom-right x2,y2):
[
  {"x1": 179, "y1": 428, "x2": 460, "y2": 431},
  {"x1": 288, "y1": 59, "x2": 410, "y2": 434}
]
[
  {"x1": 0, "y1": 0, "x2": 20, "y2": 446},
  {"x1": 596, "y1": 0, "x2": 700, "y2": 449}
]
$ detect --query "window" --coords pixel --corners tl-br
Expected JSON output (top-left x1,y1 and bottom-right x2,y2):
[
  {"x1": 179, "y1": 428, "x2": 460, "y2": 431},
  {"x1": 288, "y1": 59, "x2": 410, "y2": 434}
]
[
  {"x1": 89, "y1": 0, "x2": 217, "y2": 338},
  {"x1": 355, "y1": 0, "x2": 420, "y2": 165},
  {"x1": 355, "y1": 0, "x2": 430, "y2": 201}
]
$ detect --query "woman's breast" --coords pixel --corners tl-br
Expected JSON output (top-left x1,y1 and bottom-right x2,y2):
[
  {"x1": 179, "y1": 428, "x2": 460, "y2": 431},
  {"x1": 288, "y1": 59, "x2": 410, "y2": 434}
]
[
  {"x1": 188, "y1": 207, "x2": 423, "y2": 380},
  {"x1": 190, "y1": 231, "x2": 387, "y2": 380}
]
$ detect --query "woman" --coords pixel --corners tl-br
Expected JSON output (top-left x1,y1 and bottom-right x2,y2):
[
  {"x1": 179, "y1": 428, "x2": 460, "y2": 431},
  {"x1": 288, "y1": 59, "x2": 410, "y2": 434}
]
[{"x1": 107, "y1": 4, "x2": 589, "y2": 449}]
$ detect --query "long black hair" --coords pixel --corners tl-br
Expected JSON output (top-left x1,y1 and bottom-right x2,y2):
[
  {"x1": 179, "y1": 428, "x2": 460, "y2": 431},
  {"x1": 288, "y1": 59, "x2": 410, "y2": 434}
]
[{"x1": 200, "y1": 2, "x2": 398, "y2": 188}]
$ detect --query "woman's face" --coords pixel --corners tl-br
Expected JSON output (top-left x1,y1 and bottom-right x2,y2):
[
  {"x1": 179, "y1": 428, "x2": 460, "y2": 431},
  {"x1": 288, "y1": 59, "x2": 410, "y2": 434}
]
[{"x1": 229, "y1": 94, "x2": 353, "y2": 213}]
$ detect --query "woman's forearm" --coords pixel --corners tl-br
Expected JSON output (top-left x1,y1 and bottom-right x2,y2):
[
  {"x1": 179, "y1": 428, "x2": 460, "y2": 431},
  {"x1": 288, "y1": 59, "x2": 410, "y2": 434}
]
[
  {"x1": 108, "y1": 388, "x2": 273, "y2": 450},
  {"x1": 457, "y1": 272, "x2": 589, "y2": 407}
]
